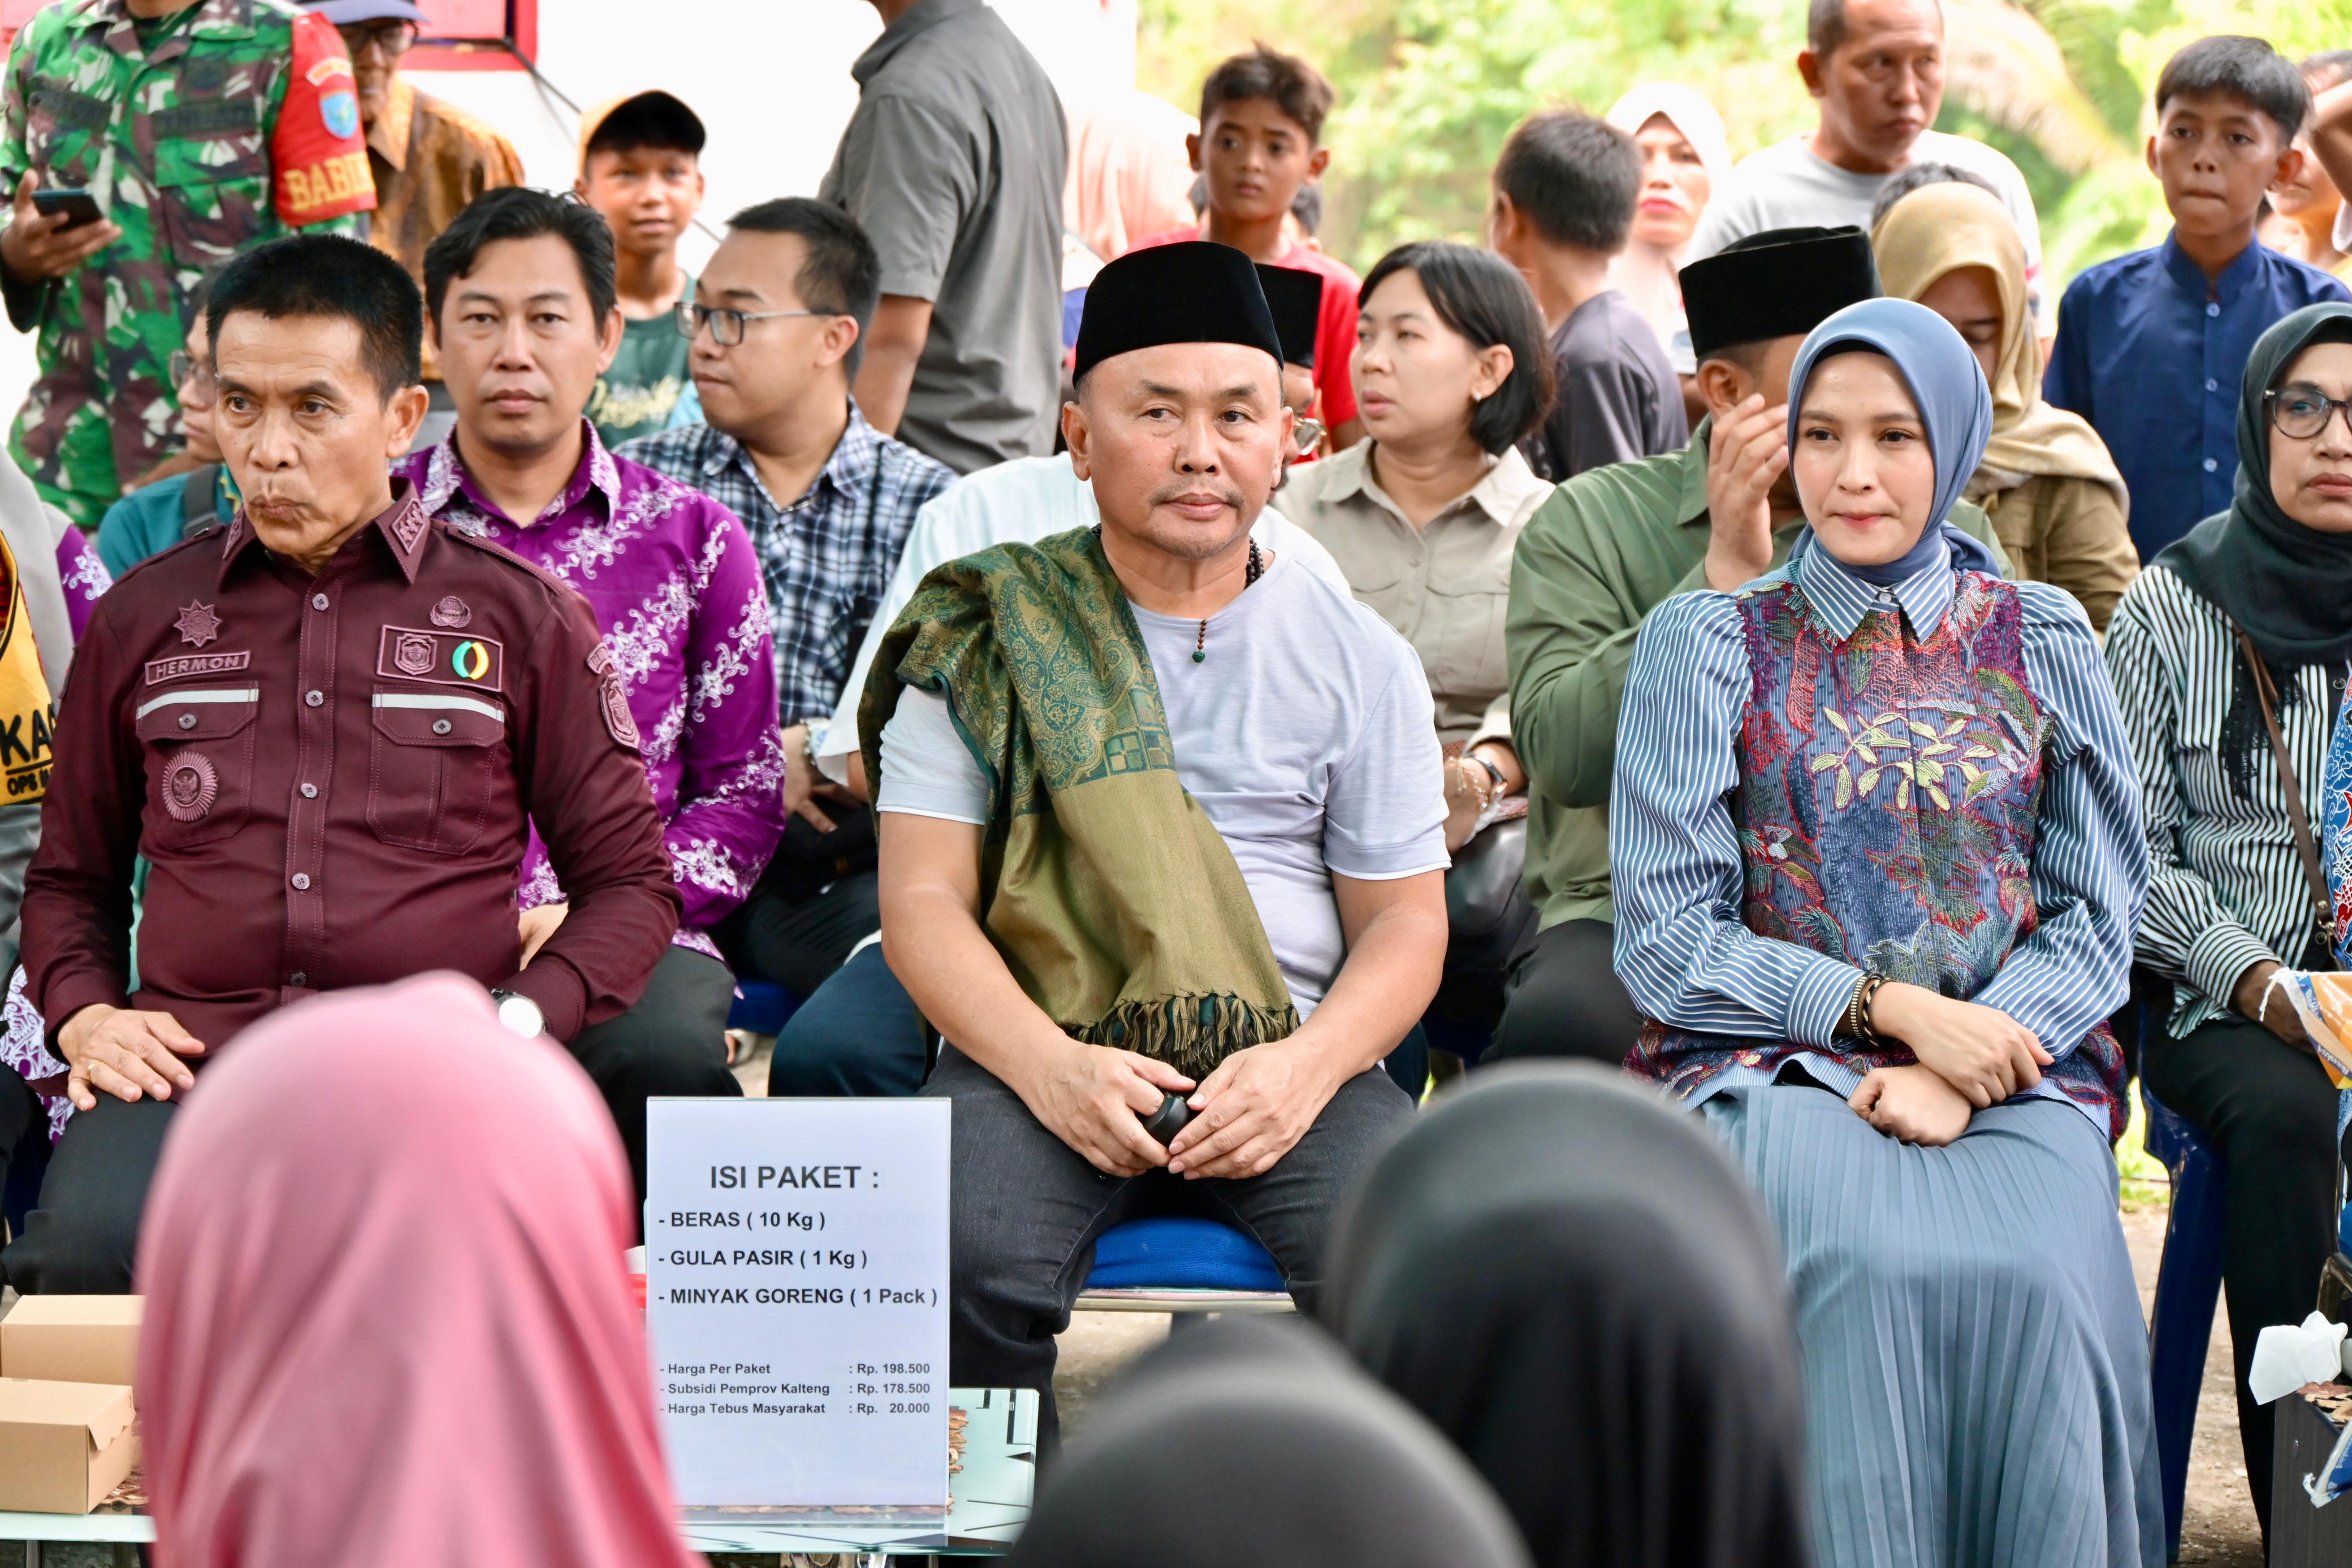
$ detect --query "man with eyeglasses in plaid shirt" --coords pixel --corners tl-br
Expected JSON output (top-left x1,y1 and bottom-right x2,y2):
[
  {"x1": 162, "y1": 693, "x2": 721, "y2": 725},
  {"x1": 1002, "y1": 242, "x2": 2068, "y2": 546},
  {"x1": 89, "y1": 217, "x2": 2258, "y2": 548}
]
[{"x1": 622, "y1": 198, "x2": 954, "y2": 1043}]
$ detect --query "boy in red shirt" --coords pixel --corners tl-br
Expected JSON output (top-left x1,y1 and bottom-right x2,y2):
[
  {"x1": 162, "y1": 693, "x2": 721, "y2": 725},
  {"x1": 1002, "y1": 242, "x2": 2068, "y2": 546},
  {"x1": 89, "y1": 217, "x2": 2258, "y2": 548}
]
[{"x1": 1132, "y1": 45, "x2": 1363, "y2": 451}]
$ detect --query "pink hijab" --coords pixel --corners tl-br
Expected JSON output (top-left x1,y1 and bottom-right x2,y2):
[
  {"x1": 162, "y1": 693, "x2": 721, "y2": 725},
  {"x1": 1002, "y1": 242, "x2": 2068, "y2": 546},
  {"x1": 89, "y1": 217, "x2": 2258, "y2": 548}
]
[{"x1": 136, "y1": 973, "x2": 698, "y2": 1568}]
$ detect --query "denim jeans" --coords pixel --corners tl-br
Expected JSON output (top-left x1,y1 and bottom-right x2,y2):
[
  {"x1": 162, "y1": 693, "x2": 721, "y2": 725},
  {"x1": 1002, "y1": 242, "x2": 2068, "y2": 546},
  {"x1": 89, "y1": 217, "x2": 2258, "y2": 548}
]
[{"x1": 919, "y1": 1045, "x2": 1412, "y2": 1449}]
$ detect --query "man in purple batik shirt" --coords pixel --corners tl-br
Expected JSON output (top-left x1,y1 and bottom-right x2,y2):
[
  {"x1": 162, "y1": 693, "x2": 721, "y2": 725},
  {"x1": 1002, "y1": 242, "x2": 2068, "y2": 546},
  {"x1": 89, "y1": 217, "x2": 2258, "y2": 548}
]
[{"x1": 397, "y1": 188, "x2": 784, "y2": 1162}]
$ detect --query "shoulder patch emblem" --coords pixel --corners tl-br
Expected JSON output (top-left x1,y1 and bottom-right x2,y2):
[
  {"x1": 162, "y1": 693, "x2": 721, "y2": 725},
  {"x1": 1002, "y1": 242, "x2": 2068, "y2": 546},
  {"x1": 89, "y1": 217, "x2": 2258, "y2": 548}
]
[{"x1": 589, "y1": 644, "x2": 639, "y2": 751}]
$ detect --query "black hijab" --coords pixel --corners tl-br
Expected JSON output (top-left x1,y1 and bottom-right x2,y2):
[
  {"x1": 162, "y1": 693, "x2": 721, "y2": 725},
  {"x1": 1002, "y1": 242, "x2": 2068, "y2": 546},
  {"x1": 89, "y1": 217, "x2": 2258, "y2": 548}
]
[
  {"x1": 1006, "y1": 1317, "x2": 1532, "y2": 1568},
  {"x1": 2156, "y1": 302, "x2": 2352, "y2": 668},
  {"x1": 1320, "y1": 1064, "x2": 1813, "y2": 1568}
]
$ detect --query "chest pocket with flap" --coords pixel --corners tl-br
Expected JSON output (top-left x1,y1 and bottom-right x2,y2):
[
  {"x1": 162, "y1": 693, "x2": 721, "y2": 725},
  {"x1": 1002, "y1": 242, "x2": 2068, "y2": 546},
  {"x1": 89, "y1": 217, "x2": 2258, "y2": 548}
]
[
  {"x1": 368, "y1": 690, "x2": 505, "y2": 856},
  {"x1": 133, "y1": 686, "x2": 259, "y2": 847}
]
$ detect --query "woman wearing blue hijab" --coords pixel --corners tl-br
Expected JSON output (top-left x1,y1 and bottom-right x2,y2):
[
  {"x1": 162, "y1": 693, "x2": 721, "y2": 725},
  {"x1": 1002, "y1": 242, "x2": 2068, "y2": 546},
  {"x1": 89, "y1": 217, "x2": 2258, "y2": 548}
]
[{"x1": 1608, "y1": 298, "x2": 2161, "y2": 1566}]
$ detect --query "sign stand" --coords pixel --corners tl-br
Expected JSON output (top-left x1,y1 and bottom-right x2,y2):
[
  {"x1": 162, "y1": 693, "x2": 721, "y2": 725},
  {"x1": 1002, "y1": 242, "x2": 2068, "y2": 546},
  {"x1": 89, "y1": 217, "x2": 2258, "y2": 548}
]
[{"x1": 644, "y1": 1097, "x2": 952, "y2": 1522}]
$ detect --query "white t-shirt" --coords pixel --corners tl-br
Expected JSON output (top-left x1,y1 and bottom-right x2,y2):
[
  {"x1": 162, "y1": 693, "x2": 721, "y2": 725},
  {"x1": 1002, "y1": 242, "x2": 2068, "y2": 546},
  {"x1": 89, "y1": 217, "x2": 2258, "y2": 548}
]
[
  {"x1": 811, "y1": 454, "x2": 1351, "y2": 779},
  {"x1": 1687, "y1": 131, "x2": 2047, "y2": 328},
  {"x1": 876, "y1": 553, "x2": 1449, "y2": 1013}
]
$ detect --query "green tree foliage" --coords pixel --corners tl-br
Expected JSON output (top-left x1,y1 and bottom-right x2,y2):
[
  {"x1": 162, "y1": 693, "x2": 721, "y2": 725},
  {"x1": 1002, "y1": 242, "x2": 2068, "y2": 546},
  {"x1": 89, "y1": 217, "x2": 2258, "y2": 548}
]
[{"x1": 1139, "y1": 0, "x2": 2352, "y2": 287}]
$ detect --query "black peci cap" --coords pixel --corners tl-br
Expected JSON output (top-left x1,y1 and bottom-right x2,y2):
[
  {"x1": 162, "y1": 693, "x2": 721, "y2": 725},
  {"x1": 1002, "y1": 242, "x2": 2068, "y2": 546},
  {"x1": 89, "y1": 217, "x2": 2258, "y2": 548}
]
[
  {"x1": 1254, "y1": 263, "x2": 1324, "y2": 370},
  {"x1": 1074, "y1": 242, "x2": 1284, "y2": 385},
  {"x1": 1681, "y1": 226, "x2": 1880, "y2": 360}
]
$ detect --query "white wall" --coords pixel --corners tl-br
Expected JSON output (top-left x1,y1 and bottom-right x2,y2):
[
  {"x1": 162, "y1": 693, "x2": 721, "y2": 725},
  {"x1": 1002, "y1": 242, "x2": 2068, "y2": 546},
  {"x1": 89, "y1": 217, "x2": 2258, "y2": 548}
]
[{"x1": 0, "y1": 0, "x2": 1134, "y2": 466}]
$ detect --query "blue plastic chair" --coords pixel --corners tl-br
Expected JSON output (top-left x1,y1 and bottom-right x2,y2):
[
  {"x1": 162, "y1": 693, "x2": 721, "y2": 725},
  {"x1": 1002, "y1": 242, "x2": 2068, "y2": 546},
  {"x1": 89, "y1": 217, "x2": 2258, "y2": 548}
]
[
  {"x1": 726, "y1": 980, "x2": 801, "y2": 1037},
  {"x1": 2142, "y1": 1084, "x2": 2227, "y2": 1564},
  {"x1": 1077, "y1": 1216, "x2": 1292, "y2": 1316}
]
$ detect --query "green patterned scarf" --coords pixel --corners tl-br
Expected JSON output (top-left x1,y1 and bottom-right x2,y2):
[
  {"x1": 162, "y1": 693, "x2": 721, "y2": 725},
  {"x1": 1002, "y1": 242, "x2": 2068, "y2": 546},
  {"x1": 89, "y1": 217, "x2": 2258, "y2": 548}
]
[{"x1": 858, "y1": 527, "x2": 1298, "y2": 1078}]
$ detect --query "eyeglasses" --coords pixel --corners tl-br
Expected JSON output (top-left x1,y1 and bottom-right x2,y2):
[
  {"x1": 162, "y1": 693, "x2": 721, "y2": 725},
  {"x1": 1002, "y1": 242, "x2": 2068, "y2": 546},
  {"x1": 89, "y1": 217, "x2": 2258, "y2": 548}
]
[
  {"x1": 168, "y1": 349, "x2": 214, "y2": 398},
  {"x1": 337, "y1": 19, "x2": 418, "y2": 59},
  {"x1": 2265, "y1": 383, "x2": 2352, "y2": 440},
  {"x1": 1290, "y1": 415, "x2": 1325, "y2": 454},
  {"x1": 674, "y1": 301, "x2": 828, "y2": 347}
]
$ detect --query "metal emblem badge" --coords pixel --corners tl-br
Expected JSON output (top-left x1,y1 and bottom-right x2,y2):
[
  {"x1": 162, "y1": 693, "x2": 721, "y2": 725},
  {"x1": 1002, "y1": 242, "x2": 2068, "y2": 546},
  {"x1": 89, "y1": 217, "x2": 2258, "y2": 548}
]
[
  {"x1": 394, "y1": 632, "x2": 435, "y2": 676},
  {"x1": 174, "y1": 602, "x2": 223, "y2": 648},
  {"x1": 430, "y1": 595, "x2": 471, "y2": 629},
  {"x1": 163, "y1": 753, "x2": 218, "y2": 822}
]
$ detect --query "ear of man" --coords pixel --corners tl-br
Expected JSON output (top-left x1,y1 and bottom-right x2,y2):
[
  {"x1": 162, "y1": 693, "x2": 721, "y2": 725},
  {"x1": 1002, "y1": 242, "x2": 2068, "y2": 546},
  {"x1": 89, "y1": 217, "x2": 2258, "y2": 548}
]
[{"x1": 1696, "y1": 351, "x2": 1758, "y2": 418}]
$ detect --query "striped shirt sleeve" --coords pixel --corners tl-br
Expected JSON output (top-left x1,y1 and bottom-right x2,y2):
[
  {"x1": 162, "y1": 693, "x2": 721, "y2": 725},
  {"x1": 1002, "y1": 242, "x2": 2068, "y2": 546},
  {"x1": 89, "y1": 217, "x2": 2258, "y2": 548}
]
[
  {"x1": 1608, "y1": 590, "x2": 1864, "y2": 1047},
  {"x1": 1969, "y1": 583, "x2": 2146, "y2": 1051},
  {"x1": 2104, "y1": 568, "x2": 2298, "y2": 1020}
]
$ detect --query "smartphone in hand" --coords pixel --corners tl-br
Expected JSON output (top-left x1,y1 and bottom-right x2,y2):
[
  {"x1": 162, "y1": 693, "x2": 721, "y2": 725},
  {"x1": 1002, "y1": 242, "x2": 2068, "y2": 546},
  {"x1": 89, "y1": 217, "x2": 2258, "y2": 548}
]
[{"x1": 32, "y1": 189, "x2": 102, "y2": 231}]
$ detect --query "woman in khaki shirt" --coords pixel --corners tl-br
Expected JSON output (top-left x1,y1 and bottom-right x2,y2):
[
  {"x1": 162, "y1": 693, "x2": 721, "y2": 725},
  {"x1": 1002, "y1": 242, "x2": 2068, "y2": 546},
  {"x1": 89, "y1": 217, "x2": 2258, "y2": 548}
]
[
  {"x1": 1274, "y1": 240, "x2": 1555, "y2": 852},
  {"x1": 1873, "y1": 181, "x2": 2137, "y2": 633}
]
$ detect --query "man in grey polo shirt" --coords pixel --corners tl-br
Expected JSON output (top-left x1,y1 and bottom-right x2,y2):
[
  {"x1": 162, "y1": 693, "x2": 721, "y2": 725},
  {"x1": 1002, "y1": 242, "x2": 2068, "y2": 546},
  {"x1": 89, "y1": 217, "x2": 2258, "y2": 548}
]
[{"x1": 823, "y1": 0, "x2": 1066, "y2": 474}]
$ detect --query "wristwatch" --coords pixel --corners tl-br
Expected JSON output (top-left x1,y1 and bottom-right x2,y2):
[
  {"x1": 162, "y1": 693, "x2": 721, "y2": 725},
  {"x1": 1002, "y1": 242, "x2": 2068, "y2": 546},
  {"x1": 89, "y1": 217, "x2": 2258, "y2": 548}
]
[{"x1": 488, "y1": 987, "x2": 546, "y2": 1038}]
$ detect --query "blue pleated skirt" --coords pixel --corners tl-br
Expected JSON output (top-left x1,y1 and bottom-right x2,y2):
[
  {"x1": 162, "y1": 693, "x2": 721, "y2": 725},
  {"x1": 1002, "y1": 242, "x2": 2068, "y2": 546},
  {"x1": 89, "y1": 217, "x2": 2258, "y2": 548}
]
[{"x1": 1703, "y1": 1085, "x2": 2163, "y2": 1568}]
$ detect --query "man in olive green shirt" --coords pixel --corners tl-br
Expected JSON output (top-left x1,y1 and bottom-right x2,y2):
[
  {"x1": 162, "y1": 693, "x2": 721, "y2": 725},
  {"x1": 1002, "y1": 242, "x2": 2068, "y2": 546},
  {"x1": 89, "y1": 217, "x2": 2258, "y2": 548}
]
[{"x1": 1490, "y1": 226, "x2": 2009, "y2": 1064}]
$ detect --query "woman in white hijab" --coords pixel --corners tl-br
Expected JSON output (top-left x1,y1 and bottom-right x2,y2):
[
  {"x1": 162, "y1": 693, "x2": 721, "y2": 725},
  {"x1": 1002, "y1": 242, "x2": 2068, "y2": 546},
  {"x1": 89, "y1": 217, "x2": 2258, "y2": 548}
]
[{"x1": 1603, "y1": 85, "x2": 1733, "y2": 385}]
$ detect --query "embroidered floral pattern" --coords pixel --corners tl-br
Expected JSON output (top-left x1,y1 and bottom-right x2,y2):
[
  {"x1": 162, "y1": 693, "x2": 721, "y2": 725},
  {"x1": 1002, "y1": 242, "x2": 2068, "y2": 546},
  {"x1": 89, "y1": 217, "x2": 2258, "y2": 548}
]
[
  {"x1": 396, "y1": 422, "x2": 785, "y2": 938},
  {"x1": 1634, "y1": 570, "x2": 2127, "y2": 1137}
]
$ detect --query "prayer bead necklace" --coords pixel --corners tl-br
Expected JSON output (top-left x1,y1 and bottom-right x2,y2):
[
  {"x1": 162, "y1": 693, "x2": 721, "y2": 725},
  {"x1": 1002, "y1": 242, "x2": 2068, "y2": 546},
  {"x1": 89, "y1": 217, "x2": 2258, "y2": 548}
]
[{"x1": 1094, "y1": 526, "x2": 1264, "y2": 661}]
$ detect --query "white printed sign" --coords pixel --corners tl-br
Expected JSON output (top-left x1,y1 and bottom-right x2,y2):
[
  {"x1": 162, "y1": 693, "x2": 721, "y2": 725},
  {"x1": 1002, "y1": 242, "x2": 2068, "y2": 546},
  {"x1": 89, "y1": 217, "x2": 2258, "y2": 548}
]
[{"x1": 645, "y1": 1097, "x2": 951, "y2": 1513}]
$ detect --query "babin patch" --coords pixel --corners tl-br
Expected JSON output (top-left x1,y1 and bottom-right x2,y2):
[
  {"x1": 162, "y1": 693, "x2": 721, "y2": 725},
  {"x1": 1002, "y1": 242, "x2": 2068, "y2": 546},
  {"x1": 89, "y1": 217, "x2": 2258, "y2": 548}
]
[
  {"x1": 375, "y1": 626, "x2": 504, "y2": 692},
  {"x1": 588, "y1": 643, "x2": 639, "y2": 751},
  {"x1": 430, "y1": 594, "x2": 471, "y2": 629},
  {"x1": 174, "y1": 602, "x2": 223, "y2": 648},
  {"x1": 145, "y1": 650, "x2": 249, "y2": 686},
  {"x1": 163, "y1": 752, "x2": 218, "y2": 822}
]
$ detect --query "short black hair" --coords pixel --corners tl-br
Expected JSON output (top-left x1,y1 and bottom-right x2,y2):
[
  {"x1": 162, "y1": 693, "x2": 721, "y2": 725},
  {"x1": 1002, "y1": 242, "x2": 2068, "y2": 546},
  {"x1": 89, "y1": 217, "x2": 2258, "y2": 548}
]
[
  {"x1": 584, "y1": 91, "x2": 704, "y2": 160},
  {"x1": 725, "y1": 198, "x2": 882, "y2": 378},
  {"x1": 1358, "y1": 241, "x2": 1554, "y2": 456},
  {"x1": 2156, "y1": 35, "x2": 2310, "y2": 142},
  {"x1": 2304, "y1": 50, "x2": 2352, "y2": 96},
  {"x1": 1200, "y1": 44, "x2": 1335, "y2": 145},
  {"x1": 206, "y1": 234, "x2": 421, "y2": 400},
  {"x1": 1808, "y1": 0, "x2": 1943, "y2": 58},
  {"x1": 1289, "y1": 183, "x2": 1321, "y2": 238},
  {"x1": 424, "y1": 187, "x2": 617, "y2": 330},
  {"x1": 1494, "y1": 110, "x2": 1641, "y2": 254},
  {"x1": 1867, "y1": 160, "x2": 1999, "y2": 230}
]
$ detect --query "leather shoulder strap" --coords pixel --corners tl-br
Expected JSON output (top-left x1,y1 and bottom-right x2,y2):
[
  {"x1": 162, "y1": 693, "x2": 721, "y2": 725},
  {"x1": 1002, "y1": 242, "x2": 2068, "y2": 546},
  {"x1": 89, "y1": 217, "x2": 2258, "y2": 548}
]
[{"x1": 2233, "y1": 626, "x2": 2334, "y2": 950}]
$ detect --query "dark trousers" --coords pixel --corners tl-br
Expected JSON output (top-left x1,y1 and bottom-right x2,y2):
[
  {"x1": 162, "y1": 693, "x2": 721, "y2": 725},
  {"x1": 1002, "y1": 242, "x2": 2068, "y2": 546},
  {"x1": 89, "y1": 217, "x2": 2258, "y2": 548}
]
[
  {"x1": 2, "y1": 953, "x2": 744, "y2": 1291},
  {"x1": 920, "y1": 1045, "x2": 1411, "y2": 1449},
  {"x1": 1482, "y1": 917, "x2": 1646, "y2": 1067},
  {"x1": 2143, "y1": 1015, "x2": 2348, "y2": 1532},
  {"x1": 0, "y1": 1063, "x2": 36, "y2": 1233},
  {"x1": 2, "y1": 1093, "x2": 176, "y2": 1293},
  {"x1": 768, "y1": 943, "x2": 928, "y2": 1098},
  {"x1": 570, "y1": 945, "x2": 742, "y2": 1209},
  {"x1": 716, "y1": 805, "x2": 882, "y2": 999}
]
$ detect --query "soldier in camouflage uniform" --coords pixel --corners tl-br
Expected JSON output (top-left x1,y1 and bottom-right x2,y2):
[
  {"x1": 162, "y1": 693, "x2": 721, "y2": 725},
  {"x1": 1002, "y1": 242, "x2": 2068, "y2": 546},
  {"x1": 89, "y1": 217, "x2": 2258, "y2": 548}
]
[{"x1": 0, "y1": 0, "x2": 377, "y2": 525}]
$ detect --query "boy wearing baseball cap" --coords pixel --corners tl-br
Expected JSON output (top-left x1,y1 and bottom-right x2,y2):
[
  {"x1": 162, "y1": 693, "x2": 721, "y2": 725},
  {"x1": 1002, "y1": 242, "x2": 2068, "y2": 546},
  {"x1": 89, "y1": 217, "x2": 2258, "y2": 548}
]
[{"x1": 577, "y1": 90, "x2": 708, "y2": 446}]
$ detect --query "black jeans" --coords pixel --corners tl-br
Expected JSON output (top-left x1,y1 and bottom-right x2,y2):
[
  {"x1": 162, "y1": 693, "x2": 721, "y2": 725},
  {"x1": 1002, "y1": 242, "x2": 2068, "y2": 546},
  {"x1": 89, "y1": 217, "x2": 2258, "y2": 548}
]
[
  {"x1": 920, "y1": 1045, "x2": 1412, "y2": 1450},
  {"x1": 2143, "y1": 1014, "x2": 2348, "y2": 1533},
  {"x1": 1482, "y1": 917, "x2": 1646, "y2": 1067},
  {"x1": 569, "y1": 945, "x2": 742, "y2": 1210}
]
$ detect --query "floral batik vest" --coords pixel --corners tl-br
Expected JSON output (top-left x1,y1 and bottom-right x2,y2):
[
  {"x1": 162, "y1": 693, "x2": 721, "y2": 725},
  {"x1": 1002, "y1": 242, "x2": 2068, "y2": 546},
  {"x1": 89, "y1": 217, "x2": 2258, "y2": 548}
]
[{"x1": 1629, "y1": 569, "x2": 2127, "y2": 1138}]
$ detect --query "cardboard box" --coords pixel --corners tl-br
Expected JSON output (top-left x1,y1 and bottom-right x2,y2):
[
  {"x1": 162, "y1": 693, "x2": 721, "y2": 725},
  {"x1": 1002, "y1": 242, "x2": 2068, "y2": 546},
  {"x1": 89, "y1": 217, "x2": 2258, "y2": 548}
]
[
  {"x1": 0, "y1": 1296, "x2": 141, "y2": 1386},
  {"x1": 0, "y1": 1379, "x2": 137, "y2": 1513}
]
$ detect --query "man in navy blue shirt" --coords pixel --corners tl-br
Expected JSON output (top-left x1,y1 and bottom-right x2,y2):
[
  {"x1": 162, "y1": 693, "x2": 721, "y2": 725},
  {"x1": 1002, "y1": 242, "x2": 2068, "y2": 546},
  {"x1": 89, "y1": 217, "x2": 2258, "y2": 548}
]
[{"x1": 2046, "y1": 36, "x2": 2349, "y2": 560}]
